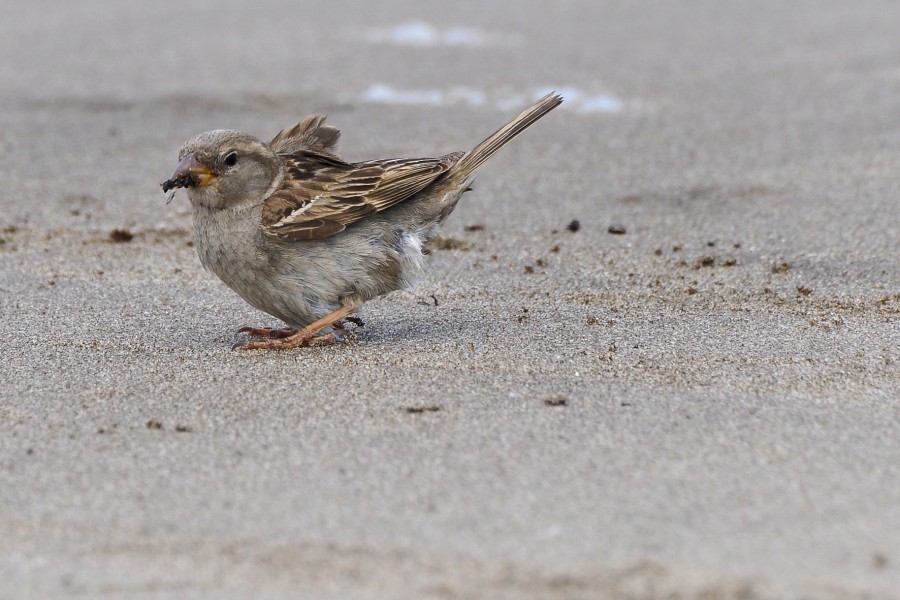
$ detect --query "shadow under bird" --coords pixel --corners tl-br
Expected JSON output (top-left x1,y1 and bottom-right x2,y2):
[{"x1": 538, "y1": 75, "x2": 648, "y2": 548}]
[{"x1": 162, "y1": 93, "x2": 563, "y2": 350}]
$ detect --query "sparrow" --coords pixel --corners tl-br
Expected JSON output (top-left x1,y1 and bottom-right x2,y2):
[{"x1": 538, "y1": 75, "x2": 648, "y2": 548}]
[{"x1": 162, "y1": 92, "x2": 563, "y2": 350}]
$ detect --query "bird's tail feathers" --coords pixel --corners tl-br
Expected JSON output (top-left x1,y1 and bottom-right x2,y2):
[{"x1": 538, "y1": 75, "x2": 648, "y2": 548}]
[{"x1": 447, "y1": 92, "x2": 563, "y2": 180}]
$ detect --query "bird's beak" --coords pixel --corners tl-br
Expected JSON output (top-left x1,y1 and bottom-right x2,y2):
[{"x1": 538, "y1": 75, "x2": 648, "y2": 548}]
[{"x1": 161, "y1": 154, "x2": 216, "y2": 193}]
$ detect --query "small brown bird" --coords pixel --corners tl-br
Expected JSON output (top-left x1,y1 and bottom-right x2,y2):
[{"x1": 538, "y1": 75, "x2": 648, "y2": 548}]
[{"x1": 162, "y1": 93, "x2": 562, "y2": 350}]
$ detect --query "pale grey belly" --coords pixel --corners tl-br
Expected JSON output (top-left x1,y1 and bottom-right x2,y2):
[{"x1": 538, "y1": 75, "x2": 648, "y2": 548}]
[{"x1": 193, "y1": 209, "x2": 423, "y2": 328}]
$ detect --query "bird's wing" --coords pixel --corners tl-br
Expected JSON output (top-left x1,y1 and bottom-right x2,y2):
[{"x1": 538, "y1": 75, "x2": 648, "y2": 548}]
[
  {"x1": 260, "y1": 150, "x2": 461, "y2": 240},
  {"x1": 269, "y1": 115, "x2": 341, "y2": 156}
]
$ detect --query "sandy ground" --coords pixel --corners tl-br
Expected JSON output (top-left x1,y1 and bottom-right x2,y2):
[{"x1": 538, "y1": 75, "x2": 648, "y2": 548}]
[{"x1": 2, "y1": 1, "x2": 899, "y2": 598}]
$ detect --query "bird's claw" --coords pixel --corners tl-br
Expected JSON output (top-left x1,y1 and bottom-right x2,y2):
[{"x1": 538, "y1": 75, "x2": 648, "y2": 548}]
[
  {"x1": 232, "y1": 331, "x2": 338, "y2": 351},
  {"x1": 236, "y1": 325, "x2": 298, "y2": 339}
]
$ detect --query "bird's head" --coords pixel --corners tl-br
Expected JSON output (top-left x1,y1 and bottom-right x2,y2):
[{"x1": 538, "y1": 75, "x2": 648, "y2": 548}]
[{"x1": 162, "y1": 130, "x2": 282, "y2": 209}]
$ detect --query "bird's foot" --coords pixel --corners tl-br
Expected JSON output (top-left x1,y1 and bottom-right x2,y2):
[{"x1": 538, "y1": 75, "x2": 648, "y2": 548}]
[
  {"x1": 232, "y1": 306, "x2": 355, "y2": 351},
  {"x1": 236, "y1": 325, "x2": 298, "y2": 339},
  {"x1": 233, "y1": 330, "x2": 338, "y2": 350},
  {"x1": 334, "y1": 316, "x2": 365, "y2": 330}
]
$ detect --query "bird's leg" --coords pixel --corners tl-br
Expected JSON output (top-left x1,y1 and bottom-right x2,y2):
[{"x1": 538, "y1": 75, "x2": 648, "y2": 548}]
[
  {"x1": 236, "y1": 325, "x2": 297, "y2": 339},
  {"x1": 233, "y1": 306, "x2": 355, "y2": 351}
]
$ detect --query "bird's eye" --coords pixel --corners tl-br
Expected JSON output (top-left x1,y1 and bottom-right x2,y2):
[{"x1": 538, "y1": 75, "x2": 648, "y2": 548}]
[{"x1": 223, "y1": 151, "x2": 238, "y2": 167}]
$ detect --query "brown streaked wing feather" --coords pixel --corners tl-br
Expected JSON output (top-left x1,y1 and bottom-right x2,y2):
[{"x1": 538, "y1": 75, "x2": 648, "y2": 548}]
[
  {"x1": 261, "y1": 150, "x2": 461, "y2": 240},
  {"x1": 361, "y1": 157, "x2": 457, "y2": 207},
  {"x1": 270, "y1": 115, "x2": 342, "y2": 155}
]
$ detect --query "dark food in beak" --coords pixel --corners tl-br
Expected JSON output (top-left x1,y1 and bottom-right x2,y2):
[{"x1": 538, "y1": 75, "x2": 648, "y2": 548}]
[{"x1": 161, "y1": 174, "x2": 198, "y2": 192}]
